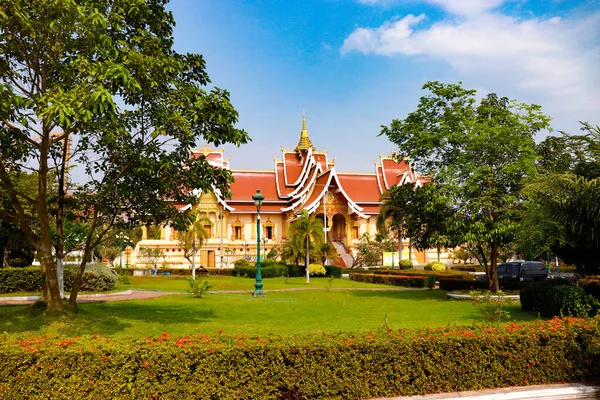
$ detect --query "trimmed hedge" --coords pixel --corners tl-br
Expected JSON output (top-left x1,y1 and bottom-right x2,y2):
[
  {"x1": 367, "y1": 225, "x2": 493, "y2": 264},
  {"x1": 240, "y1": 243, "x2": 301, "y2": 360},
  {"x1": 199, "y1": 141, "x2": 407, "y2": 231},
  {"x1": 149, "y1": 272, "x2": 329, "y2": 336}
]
[
  {"x1": 438, "y1": 278, "x2": 488, "y2": 291},
  {"x1": 1, "y1": 318, "x2": 599, "y2": 399},
  {"x1": 520, "y1": 279, "x2": 571, "y2": 312},
  {"x1": 351, "y1": 269, "x2": 473, "y2": 279},
  {"x1": 325, "y1": 265, "x2": 343, "y2": 278},
  {"x1": 0, "y1": 265, "x2": 116, "y2": 293},
  {"x1": 351, "y1": 273, "x2": 427, "y2": 288}
]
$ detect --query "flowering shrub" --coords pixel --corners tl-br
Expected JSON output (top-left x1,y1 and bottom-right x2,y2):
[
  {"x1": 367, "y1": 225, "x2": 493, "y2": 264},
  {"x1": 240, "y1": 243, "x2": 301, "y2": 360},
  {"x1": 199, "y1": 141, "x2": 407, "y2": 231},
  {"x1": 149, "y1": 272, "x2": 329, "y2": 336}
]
[
  {"x1": 0, "y1": 317, "x2": 599, "y2": 399},
  {"x1": 309, "y1": 263, "x2": 326, "y2": 276}
]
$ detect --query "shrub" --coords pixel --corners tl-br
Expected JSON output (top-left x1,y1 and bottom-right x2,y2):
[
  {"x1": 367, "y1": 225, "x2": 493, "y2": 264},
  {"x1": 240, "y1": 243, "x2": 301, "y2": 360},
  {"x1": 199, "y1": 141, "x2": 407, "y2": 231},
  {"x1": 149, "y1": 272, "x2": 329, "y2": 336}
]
[
  {"x1": 438, "y1": 278, "x2": 488, "y2": 291},
  {"x1": 79, "y1": 263, "x2": 118, "y2": 292},
  {"x1": 351, "y1": 273, "x2": 426, "y2": 288},
  {"x1": 188, "y1": 279, "x2": 212, "y2": 298},
  {"x1": 286, "y1": 264, "x2": 305, "y2": 278},
  {"x1": 425, "y1": 261, "x2": 446, "y2": 272},
  {"x1": 470, "y1": 290, "x2": 513, "y2": 323},
  {"x1": 426, "y1": 274, "x2": 436, "y2": 289},
  {"x1": 324, "y1": 265, "x2": 342, "y2": 278},
  {"x1": 233, "y1": 258, "x2": 252, "y2": 268},
  {"x1": 520, "y1": 279, "x2": 571, "y2": 312},
  {"x1": 397, "y1": 259, "x2": 413, "y2": 270},
  {"x1": 0, "y1": 267, "x2": 44, "y2": 293},
  {"x1": 541, "y1": 285, "x2": 600, "y2": 318},
  {"x1": 1, "y1": 318, "x2": 599, "y2": 399},
  {"x1": 234, "y1": 264, "x2": 288, "y2": 279},
  {"x1": 309, "y1": 264, "x2": 326, "y2": 276},
  {"x1": 580, "y1": 279, "x2": 600, "y2": 300}
]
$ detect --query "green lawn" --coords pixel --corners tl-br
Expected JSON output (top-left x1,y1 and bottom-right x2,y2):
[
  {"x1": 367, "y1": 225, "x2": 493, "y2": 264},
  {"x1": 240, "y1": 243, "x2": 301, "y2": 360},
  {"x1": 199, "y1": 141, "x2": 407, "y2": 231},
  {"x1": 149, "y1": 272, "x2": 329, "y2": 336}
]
[
  {"x1": 0, "y1": 287, "x2": 537, "y2": 339},
  {"x1": 127, "y1": 275, "x2": 393, "y2": 292}
]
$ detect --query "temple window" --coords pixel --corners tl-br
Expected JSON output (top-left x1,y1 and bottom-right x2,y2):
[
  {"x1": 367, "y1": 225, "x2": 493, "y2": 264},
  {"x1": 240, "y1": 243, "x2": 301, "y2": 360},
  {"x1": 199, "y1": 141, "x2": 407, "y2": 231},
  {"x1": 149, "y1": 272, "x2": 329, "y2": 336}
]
[
  {"x1": 352, "y1": 226, "x2": 359, "y2": 239},
  {"x1": 204, "y1": 224, "x2": 212, "y2": 238},
  {"x1": 234, "y1": 226, "x2": 242, "y2": 240},
  {"x1": 266, "y1": 226, "x2": 273, "y2": 240}
]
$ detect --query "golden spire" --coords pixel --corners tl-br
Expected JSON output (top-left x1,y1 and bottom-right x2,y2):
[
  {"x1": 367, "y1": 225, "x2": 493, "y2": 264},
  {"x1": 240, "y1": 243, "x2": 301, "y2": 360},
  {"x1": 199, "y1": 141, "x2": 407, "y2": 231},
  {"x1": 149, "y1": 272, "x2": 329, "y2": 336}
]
[{"x1": 295, "y1": 113, "x2": 314, "y2": 151}]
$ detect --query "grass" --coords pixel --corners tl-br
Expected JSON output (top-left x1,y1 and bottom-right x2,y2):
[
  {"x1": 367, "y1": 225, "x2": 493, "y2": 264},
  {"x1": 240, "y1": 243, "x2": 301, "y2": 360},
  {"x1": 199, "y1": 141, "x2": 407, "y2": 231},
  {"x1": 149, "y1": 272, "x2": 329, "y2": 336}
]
[
  {"x1": 126, "y1": 275, "x2": 393, "y2": 292},
  {"x1": 0, "y1": 284, "x2": 537, "y2": 339}
]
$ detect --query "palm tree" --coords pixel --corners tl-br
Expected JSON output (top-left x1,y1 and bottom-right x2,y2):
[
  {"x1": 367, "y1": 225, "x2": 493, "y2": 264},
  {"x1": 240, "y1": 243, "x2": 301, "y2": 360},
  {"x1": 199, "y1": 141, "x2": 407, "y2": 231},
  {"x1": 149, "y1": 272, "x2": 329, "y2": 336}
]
[
  {"x1": 378, "y1": 184, "x2": 413, "y2": 261},
  {"x1": 289, "y1": 210, "x2": 324, "y2": 283},
  {"x1": 315, "y1": 242, "x2": 337, "y2": 266},
  {"x1": 280, "y1": 234, "x2": 304, "y2": 266},
  {"x1": 177, "y1": 215, "x2": 211, "y2": 280}
]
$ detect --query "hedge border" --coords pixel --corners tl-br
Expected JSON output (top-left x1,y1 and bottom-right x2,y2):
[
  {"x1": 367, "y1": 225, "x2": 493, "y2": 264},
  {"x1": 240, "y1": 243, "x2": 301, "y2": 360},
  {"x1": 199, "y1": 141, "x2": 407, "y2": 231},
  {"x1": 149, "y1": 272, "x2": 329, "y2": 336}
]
[{"x1": 0, "y1": 317, "x2": 598, "y2": 399}]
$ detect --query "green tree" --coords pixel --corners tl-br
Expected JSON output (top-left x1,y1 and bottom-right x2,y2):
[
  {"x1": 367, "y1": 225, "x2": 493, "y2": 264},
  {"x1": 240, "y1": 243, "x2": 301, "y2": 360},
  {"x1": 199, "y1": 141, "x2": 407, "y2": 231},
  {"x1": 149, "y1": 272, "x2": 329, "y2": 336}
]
[
  {"x1": 315, "y1": 242, "x2": 337, "y2": 266},
  {"x1": 0, "y1": 0, "x2": 248, "y2": 311},
  {"x1": 381, "y1": 81, "x2": 551, "y2": 291},
  {"x1": 520, "y1": 123, "x2": 600, "y2": 272},
  {"x1": 280, "y1": 235, "x2": 305, "y2": 266},
  {"x1": 288, "y1": 210, "x2": 324, "y2": 283},
  {"x1": 177, "y1": 215, "x2": 210, "y2": 280},
  {"x1": 377, "y1": 184, "x2": 412, "y2": 260}
]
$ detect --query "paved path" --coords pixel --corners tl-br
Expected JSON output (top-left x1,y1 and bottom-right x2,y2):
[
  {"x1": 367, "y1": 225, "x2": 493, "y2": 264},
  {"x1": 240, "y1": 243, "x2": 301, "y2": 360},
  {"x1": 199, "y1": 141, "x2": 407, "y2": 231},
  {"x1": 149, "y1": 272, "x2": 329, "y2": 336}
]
[{"x1": 0, "y1": 287, "x2": 422, "y2": 306}]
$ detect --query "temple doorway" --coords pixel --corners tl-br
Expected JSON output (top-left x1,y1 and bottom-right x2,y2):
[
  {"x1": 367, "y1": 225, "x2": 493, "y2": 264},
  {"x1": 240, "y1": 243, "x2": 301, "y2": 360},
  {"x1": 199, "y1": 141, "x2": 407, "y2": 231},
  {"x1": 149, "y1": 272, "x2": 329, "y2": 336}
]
[{"x1": 331, "y1": 214, "x2": 346, "y2": 242}]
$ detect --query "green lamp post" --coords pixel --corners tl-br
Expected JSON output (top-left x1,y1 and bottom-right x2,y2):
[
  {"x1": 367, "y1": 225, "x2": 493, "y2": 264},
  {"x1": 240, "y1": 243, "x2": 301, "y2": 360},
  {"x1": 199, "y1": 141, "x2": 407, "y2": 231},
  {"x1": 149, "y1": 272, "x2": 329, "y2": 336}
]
[
  {"x1": 117, "y1": 233, "x2": 129, "y2": 269},
  {"x1": 252, "y1": 189, "x2": 265, "y2": 296}
]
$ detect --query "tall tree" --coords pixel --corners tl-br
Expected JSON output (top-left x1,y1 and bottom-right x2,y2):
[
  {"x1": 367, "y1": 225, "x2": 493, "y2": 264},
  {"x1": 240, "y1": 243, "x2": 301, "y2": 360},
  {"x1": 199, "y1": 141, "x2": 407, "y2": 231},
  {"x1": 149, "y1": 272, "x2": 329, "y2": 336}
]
[
  {"x1": 0, "y1": 0, "x2": 249, "y2": 311},
  {"x1": 377, "y1": 183, "x2": 412, "y2": 260},
  {"x1": 177, "y1": 215, "x2": 210, "y2": 280},
  {"x1": 523, "y1": 123, "x2": 600, "y2": 273},
  {"x1": 381, "y1": 81, "x2": 551, "y2": 291},
  {"x1": 288, "y1": 210, "x2": 324, "y2": 283}
]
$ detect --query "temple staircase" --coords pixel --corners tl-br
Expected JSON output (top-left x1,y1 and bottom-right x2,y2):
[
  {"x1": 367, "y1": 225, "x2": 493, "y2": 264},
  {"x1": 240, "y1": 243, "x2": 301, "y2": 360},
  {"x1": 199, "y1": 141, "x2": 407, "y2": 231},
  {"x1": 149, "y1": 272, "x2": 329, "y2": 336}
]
[{"x1": 331, "y1": 241, "x2": 354, "y2": 268}]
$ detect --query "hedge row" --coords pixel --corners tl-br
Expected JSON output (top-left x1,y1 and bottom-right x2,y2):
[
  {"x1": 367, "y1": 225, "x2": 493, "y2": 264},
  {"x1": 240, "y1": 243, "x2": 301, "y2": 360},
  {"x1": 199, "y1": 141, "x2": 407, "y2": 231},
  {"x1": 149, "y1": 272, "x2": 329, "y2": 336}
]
[
  {"x1": 1, "y1": 317, "x2": 599, "y2": 399},
  {"x1": 351, "y1": 273, "x2": 427, "y2": 288},
  {"x1": 233, "y1": 263, "x2": 342, "y2": 279},
  {"x1": 0, "y1": 265, "x2": 116, "y2": 294},
  {"x1": 351, "y1": 268, "x2": 474, "y2": 279}
]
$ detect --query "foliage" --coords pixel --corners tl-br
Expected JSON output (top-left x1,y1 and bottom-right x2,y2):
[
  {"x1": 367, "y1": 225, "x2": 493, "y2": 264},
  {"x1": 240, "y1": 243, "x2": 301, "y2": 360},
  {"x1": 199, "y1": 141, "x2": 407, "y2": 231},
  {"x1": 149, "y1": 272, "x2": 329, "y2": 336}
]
[
  {"x1": 0, "y1": 265, "x2": 116, "y2": 293},
  {"x1": 356, "y1": 234, "x2": 393, "y2": 267},
  {"x1": 0, "y1": 0, "x2": 248, "y2": 310},
  {"x1": 233, "y1": 258, "x2": 252, "y2": 268},
  {"x1": 519, "y1": 279, "x2": 571, "y2": 313},
  {"x1": 470, "y1": 290, "x2": 513, "y2": 324},
  {"x1": 138, "y1": 247, "x2": 165, "y2": 272},
  {"x1": 520, "y1": 123, "x2": 600, "y2": 273},
  {"x1": 397, "y1": 259, "x2": 413, "y2": 270},
  {"x1": 79, "y1": 263, "x2": 118, "y2": 292},
  {"x1": 381, "y1": 81, "x2": 551, "y2": 291},
  {"x1": 177, "y1": 214, "x2": 210, "y2": 280},
  {"x1": 580, "y1": 279, "x2": 600, "y2": 301},
  {"x1": 2, "y1": 318, "x2": 598, "y2": 398},
  {"x1": 188, "y1": 279, "x2": 212, "y2": 298},
  {"x1": 286, "y1": 210, "x2": 324, "y2": 282},
  {"x1": 309, "y1": 263, "x2": 326, "y2": 276},
  {"x1": 426, "y1": 274, "x2": 436, "y2": 289},
  {"x1": 351, "y1": 273, "x2": 426, "y2": 288},
  {"x1": 324, "y1": 265, "x2": 343, "y2": 278},
  {"x1": 234, "y1": 264, "x2": 289, "y2": 279},
  {"x1": 438, "y1": 279, "x2": 489, "y2": 291},
  {"x1": 314, "y1": 242, "x2": 337, "y2": 266},
  {"x1": 425, "y1": 261, "x2": 447, "y2": 272}
]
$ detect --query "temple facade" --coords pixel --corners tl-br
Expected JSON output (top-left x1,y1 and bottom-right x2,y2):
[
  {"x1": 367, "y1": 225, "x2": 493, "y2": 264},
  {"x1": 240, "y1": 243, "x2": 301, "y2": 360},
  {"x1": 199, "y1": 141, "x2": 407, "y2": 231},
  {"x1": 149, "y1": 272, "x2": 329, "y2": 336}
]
[{"x1": 130, "y1": 117, "x2": 444, "y2": 269}]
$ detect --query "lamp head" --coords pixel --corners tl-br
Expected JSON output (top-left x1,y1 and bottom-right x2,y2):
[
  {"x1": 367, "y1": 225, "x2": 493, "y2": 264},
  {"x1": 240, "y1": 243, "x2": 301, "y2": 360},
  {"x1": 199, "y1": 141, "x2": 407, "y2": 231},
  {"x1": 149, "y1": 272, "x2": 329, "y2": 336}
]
[{"x1": 252, "y1": 189, "x2": 265, "y2": 212}]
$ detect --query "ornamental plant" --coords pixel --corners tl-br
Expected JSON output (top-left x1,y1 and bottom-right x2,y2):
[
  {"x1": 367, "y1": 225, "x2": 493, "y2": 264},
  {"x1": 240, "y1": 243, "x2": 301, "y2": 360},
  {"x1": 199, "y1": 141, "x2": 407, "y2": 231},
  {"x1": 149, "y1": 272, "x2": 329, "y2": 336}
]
[{"x1": 309, "y1": 263, "x2": 326, "y2": 276}]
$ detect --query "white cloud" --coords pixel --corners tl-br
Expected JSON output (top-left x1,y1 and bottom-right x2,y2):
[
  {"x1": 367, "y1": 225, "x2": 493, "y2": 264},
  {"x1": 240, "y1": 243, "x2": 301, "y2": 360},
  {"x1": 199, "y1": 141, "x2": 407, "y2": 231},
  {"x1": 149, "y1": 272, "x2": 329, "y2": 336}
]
[
  {"x1": 342, "y1": 4, "x2": 600, "y2": 126},
  {"x1": 357, "y1": 0, "x2": 505, "y2": 16}
]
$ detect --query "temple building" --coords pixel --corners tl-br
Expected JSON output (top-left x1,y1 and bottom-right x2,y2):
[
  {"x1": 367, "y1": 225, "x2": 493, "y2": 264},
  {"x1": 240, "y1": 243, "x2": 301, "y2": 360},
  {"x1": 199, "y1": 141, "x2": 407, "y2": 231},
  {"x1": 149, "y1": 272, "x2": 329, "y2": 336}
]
[{"x1": 130, "y1": 116, "x2": 442, "y2": 269}]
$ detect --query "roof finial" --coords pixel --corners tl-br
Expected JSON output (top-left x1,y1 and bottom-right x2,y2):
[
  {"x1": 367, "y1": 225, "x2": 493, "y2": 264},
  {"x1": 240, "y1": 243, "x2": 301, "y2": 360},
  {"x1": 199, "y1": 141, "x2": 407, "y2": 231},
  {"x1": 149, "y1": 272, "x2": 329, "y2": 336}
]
[{"x1": 295, "y1": 112, "x2": 314, "y2": 151}]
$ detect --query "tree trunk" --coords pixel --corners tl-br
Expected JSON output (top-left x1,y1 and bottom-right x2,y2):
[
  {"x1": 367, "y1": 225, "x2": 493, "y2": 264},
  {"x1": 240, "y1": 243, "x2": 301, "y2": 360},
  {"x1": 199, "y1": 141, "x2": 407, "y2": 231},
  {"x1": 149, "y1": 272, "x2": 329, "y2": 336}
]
[
  {"x1": 398, "y1": 225, "x2": 403, "y2": 261},
  {"x1": 57, "y1": 257, "x2": 64, "y2": 298},
  {"x1": 305, "y1": 233, "x2": 310, "y2": 284},
  {"x1": 38, "y1": 248, "x2": 63, "y2": 311},
  {"x1": 437, "y1": 246, "x2": 441, "y2": 262},
  {"x1": 191, "y1": 251, "x2": 196, "y2": 280},
  {"x1": 489, "y1": 243, "x2": 500, "y2": 293},
  {"x1": 69, "y1": 212, "x2": 99, "y2": 306}
]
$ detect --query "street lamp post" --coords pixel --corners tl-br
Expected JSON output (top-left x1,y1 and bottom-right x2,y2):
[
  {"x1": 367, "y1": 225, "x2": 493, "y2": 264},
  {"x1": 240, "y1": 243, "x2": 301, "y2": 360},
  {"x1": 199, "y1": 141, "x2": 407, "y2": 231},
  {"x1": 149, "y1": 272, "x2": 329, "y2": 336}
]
[
  {"x1": 117, "y1": 234, "x2": 129, "y2": 269},
  {"x1": 252, "y1": 189, "x2": 265, "y2": 296}
]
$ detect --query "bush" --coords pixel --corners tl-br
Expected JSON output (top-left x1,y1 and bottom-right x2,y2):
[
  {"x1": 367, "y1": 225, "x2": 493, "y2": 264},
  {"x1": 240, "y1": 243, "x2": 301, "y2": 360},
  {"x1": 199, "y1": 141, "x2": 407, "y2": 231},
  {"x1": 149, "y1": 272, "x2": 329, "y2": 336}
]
[
  {"x1": 520, "y1": 279, "x2": 571, "y2": 312},
  {"x1": 233, "y1": 258, "x2": 252, "y2": 268},
  {"x1": 351, "y1": 273, "x2": 426, "y2": 288},
  {"x1": 541, "y1": 285, "x2": 600, "y2": 318},
  {"x1": 79, "y1": 263, "x2": 118, "y2": 292},
  {"x1": 580, "y1": 279, "x2": 600, "y2": 300},
  {"x1": 324, "y1": 265, "x2": 342, "y2": 278},
  {"x1": 285, "y1": 264, "x2": 305, "y2": 278},
  {"x1": 1, "y1": 318, "x2": 599, "y2": 399},
  {"x1": 398, "y1": 259, "x2": 413, "y2": 270},
  {"x1": 234, "y1": 263, "x2": 288, "y2": 279},
  {"x1": 0, "y1": 267, "x2": 44, "y2": 293},
  {"x1": 426, "y1": 274, "x2": 436, "y2": 289},
  {"x1": 188, "y1": 279, "x2": 212, "y2": 298},
  {"x1": 309, "y1": 264, "x2": 326, "y2": 277},
  {"x1": 425, "y1": 261, "x2": 446, "y2": 272},
  {"x1": 438, "y1": 278, "x2": 488, "y2": 291}
]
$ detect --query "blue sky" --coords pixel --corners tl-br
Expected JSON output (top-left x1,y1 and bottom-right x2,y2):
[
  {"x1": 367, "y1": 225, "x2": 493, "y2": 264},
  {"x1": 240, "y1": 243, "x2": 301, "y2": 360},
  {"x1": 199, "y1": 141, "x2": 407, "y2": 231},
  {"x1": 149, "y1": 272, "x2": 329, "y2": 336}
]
[{"x1": 166, "y1": 0, "x2": 600, "y2": 173}]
